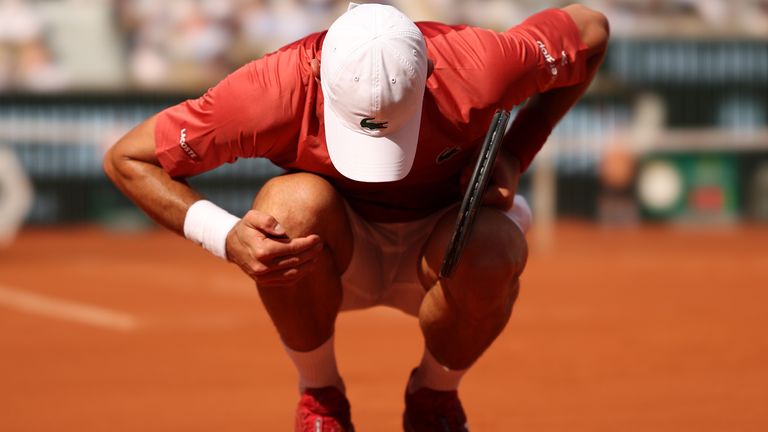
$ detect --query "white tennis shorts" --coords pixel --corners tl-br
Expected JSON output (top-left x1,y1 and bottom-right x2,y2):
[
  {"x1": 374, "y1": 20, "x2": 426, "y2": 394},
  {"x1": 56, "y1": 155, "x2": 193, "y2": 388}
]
[{"x1": 339, "y1": 196, "x2": 532, "y2": 316}]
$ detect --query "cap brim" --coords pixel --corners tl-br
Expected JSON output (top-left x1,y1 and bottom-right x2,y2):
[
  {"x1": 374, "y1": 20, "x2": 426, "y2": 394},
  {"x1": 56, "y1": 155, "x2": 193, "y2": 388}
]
[{"x1": 324, "y1": 97, "x2": 422, "y2": 183}]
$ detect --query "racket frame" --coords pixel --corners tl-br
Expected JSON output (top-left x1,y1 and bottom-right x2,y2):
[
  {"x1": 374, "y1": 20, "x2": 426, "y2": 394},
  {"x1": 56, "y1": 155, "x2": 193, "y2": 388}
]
[{"x1": 439, "y1": 109, "x2": 511, "y2": 279}]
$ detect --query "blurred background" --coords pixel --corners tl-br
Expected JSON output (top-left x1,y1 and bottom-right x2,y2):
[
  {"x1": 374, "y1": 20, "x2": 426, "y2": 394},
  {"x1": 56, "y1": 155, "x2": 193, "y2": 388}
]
[
  {"x1": 0, "y1": 0, "x2": 766, "y2": 237},
  {"x1": 1, "y1": 1, "x2": 768, "y2": 431}
]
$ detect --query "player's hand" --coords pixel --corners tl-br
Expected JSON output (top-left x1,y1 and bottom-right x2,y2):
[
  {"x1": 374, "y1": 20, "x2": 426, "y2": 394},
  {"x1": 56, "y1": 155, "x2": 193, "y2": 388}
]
[
  {"x1": 459, "y1": 150, "x2": 521, "y2": 211},
  {"x1": 225, "y1": 210, "x2": 324, "y2": 287}
]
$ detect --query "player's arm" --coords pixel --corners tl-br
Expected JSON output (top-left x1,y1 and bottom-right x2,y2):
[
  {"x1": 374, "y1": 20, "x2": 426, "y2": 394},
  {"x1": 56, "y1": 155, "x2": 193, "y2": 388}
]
[
  {"x1": 103, "y1": 54, "x2": 323, "y2": 285},
  {"x1": 506, "y1": 4, "x2": 610, "y2": 171},
  {"x1": 103, "y1": 115, "x2": 200, "y2": 234},
  {"x1": 461, "y1": 5, "x2": 609, "y2": 210},
  {"x1": 103, "y1": 115, "x2": 321, "y2": 286}
]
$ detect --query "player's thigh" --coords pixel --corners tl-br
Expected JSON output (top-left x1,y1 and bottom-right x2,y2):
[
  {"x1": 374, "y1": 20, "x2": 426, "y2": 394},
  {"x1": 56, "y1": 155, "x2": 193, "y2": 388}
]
[
  {"x1": 252, "y1": 172, "x2": 353, "y2": 272},
  {"x1": 418, "y1": 207, "x2": 528, "y2": 302}
]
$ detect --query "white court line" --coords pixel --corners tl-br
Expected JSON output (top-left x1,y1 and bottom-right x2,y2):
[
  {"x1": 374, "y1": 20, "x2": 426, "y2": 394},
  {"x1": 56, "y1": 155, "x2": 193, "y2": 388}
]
[{"x1": 0, "y1": 284, "x2": 139, "y2": 332}]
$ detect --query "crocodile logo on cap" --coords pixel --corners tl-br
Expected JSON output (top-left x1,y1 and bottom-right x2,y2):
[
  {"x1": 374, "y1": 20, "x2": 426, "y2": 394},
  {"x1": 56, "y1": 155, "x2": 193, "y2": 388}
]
[{"x1": 360, "y1": 117, "x2": 389, "y2": 130}]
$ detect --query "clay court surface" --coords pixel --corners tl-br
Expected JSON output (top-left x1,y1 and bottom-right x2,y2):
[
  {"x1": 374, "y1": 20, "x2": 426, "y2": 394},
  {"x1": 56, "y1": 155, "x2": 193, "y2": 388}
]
[{"x1": 1, "y1": 223, "x2": 766, "y2": 431}]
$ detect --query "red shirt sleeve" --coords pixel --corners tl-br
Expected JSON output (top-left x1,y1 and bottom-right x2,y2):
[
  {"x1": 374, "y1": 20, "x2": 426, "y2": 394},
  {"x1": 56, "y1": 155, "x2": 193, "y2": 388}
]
[
  {"x1": 421, "y1": 10, "x2": 588, "y2": 172},
  {"x1": 498, "y1": 9, "x2": 590, "y2": 171},
  {"x1": 154, "y1": 38, "x2": 314, "y2": 178},
  {"x1": 498, "y1": 9, "x2": 589, "y2": 96},
  {"x1": 423, "y1": 10, "x2": 586, "y2": 111}
]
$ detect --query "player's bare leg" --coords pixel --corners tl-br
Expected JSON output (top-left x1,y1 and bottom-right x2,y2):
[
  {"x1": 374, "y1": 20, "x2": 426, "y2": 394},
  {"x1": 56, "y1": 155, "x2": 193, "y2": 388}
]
[
  {"x1": 402, "y1": 208, "x2": 526, "y2": 431},
  {"x1": 404, "y1": 6, "x2": 609, "y2": 429},
  {"x1": 251, "y1": 172, "x2": 355, "y2": 430},
  {"x1": 410, "y1": 0, "x2": 610, "y2": 384},
  {"x1": 252, "y1": 172, "x2": 352, "y2": 351},
  {"x1": 418, "y1": 208, "x2": 527, "y2": 370}
]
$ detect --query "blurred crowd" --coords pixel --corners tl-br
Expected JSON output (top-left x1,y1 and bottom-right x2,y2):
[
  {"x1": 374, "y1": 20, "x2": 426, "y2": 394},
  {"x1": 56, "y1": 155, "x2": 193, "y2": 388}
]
[
  {"x1": 113, "y1": 0, "x2": 347, "y2": 89},
  {"x1": 0, "y1": 0, "x2": 67, "y2": 92},
  {"x1": 1, "y1": 0, "x2": 768, "y2": 92}
]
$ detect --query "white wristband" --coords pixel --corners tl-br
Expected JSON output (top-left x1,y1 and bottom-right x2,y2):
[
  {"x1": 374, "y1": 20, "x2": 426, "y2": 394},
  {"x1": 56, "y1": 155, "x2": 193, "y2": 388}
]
[{"x1": 183, "y1": 200, "x2": 241, "y2": 260}]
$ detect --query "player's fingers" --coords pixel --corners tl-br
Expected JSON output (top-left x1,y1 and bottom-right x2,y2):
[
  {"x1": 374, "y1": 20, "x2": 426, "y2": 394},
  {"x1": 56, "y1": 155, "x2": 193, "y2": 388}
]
[
  {"x1": 254, "y1": 234, "x2": 322, "y2": 260},
  {"x1": 483, "y1": 152, "x2": 519, "y2": 209},
  {"x1": 482, "y1": 186, "x2": 514, "y2": 210},
  {"x1": 272, "y1": 242, "x2": 324, "y2": 268},
  {"x1": 241, "y1": 209, "x2": 286, "y2": 237},
  {"x1": 492, "y1": 156, "x2": 514, "y2": 186},
  {"x1": 253, "y1": 256, "x2": 321, "y2": 287}
]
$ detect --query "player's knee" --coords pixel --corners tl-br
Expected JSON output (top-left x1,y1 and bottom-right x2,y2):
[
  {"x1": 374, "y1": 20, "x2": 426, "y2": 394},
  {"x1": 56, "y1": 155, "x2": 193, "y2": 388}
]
[
  {"x1": 458, "y1": 210, "x2": 528, "y2": 309},
  {"x1": 463, "y1": 209, "x2": 528, "y2": 276},
  {"x1": 253, "y1": 172, "x2": 345, "y2": 237},
  {"x1": 562, "y1": 4, "x2": 610, "y2": 53}
]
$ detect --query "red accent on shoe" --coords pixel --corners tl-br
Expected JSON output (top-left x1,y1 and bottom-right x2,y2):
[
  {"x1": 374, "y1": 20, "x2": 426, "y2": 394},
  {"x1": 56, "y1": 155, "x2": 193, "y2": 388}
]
[
  {"x1": 295, "y1": 386, "x2": 355, "y2": 432},
  {"x1": 403, "y1": 370, "x2": 469, "y2": 432}
]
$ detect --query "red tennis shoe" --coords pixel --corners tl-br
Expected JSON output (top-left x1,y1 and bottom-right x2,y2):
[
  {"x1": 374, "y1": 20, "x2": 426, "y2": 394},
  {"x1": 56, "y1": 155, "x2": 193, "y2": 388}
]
[
  {"x1": 294, "y1": 386, "x2": 355, "y2": 432},
  {"x1": 403, "y1": 370, "x2": 469, "y2": 432}
]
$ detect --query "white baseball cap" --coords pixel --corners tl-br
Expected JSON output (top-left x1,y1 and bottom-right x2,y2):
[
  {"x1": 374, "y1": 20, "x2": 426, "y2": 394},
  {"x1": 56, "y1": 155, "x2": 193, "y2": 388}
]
[{"x1": 321, "y1": 3, "x2": 428, "y2": 182}]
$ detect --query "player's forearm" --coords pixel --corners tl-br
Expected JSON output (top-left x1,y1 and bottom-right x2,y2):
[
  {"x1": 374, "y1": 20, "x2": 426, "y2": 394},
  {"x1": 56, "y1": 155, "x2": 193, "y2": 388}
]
[
  {"x1": 506, "y1": 46, "x2": 607, "y2": 171},
  {"x1": 105, "y1": 154, "x2": 201, "y2": 234},
  {"x1": 103, "y1": 116, "x2": 202, "y2": 235}
]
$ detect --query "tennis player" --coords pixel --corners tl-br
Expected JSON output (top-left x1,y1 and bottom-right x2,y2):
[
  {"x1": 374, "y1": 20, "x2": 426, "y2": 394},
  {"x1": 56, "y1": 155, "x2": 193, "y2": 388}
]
[{"x1": 104, "y1": 3, "x2": 608, "y2": 431}]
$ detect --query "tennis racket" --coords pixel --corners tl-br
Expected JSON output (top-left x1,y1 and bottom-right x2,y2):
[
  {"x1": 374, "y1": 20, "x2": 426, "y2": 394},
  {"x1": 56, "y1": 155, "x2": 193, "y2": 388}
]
[{"x1": 439, "y1": 109, "x2": 511, "y2": 279}]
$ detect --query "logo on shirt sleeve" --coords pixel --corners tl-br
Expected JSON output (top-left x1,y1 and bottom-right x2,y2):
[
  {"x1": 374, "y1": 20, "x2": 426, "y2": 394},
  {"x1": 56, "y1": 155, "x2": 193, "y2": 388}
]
[
  {"x1": 179, "y1": 128, "x2": 199, "y2": 160},
  {"x1": 536, "y1": 40, "x2": 558, "y2": 77}
]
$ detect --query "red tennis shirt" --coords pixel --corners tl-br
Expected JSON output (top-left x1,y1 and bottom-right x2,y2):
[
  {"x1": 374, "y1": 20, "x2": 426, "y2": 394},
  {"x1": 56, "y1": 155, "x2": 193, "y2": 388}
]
[{"x1": 155, "y1": 9, "x2": 587, "y2": 222}]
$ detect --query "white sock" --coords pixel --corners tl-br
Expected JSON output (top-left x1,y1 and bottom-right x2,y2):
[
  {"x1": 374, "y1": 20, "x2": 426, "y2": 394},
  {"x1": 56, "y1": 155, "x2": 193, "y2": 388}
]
[
  {"x1": 408, "y1": 347, "x2": 468, "y2": 393},
  {"x1": 283, "y1": 335, "x2": 345, "y2": 394}
]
